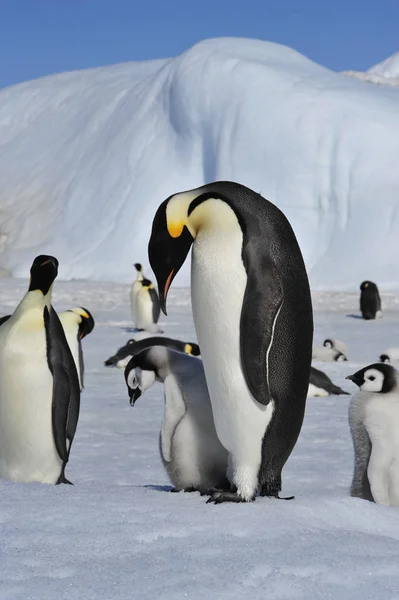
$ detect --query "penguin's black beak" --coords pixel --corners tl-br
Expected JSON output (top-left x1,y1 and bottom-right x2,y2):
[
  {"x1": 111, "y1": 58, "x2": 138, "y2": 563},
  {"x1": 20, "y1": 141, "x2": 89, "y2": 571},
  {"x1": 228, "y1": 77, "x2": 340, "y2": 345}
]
[
  {"x1": 148, "y1": 201, "x2": 194, "y2": 315},
  {"x1": 345, "y1": 373, "x2": 362, "y2": 387},
  {"x1": 129, "y1": 387, "x2": 142, "y2": 407}
]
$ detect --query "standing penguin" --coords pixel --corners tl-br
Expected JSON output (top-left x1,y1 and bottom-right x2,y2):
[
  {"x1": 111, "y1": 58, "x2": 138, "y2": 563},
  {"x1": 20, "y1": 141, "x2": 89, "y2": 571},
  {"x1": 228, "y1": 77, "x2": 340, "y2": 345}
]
[
  {"x1": 360, "y1": 281, "x2": 382, "y2": 320},
  {"x1": 131, "y1": 263, "x2": 144, "y2": 325},
  {"x1": 134, "y1": 278, "x2": 162, "y2": 333},
  {"x1": 58, "y1": 307, "x2": 95, "y2": 390},
  {"x1": 0, "y1": 256, "x2": 80, "y2": 484},
  {"x1": 347, "y1": 363, "x2": 399, "y2": 505},
  {"x1": 125, "y1": 345, "x2": 228, "y2": 494},
  {"x1": 148, "y1": 181, "x2": 313, "y2": 503}
]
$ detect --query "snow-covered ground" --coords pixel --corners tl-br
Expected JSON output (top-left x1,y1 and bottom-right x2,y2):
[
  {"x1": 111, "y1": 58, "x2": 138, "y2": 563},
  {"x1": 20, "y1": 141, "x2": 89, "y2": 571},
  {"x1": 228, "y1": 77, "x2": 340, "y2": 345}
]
[
  {"x1": 1, "y1": 37, "x2": 399, "y2": 288},
  {"x1": 344, "y1": 51, "x2": 399, "y2": 87},
  {"x1": 1, "y1": 278, "x2": 399, "y2": 600}
]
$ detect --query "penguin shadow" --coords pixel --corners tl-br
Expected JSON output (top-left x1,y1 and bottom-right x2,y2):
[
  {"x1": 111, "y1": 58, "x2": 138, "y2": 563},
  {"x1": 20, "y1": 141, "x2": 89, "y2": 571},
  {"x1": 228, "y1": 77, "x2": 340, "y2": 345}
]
[
  {"x1": 122, "y1": 327, "x2": 141, "y2": 333},
  {"x1": 346, "y1": 314, "x2": 363, "y2": 319},
  {"x1": 144, "y1": 484, "x2": 175, "y2": 493}
]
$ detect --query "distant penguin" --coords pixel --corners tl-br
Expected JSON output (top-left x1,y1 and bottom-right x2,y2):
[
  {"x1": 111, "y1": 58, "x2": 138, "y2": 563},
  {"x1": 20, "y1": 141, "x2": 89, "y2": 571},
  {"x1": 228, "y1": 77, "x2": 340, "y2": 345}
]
[
  {"x1": 148, "y1": 181, "x2": 313, "y2": 503},
  {"x1": 323, "y1": 338, "x2": 348, "y2": 357},
  {"x1": 131, "y1": 263, "x2": 144, "y2": 325},
  {"x1": 308, "y1": 366, "x2": 349, "y2": 397},
  {"x1": 58, "y1": 307, "x2": 95, "y2": 389},
  {"x1": 134, "y1": 278, "x2": 162, "y2": 333},
  {"x1": 105, "y1": 335, "x2": 200, "y2": 367},
  {"x1": 360, "y1": 281, "x2": 382, "y2": 320},
  {"x1": 380, "y1": 348, "x2": 399, "y2": 364},
  {"x1": 0, "y1": 256, "x2": 80, "y2": 484},
  {"x1": 125, "y1": 346, "x2": 229, "y2": 494},
  {"x1": 312, "y1": 346, "x2": 347, "y2": 362},
  {"x1": 347, "y1": 363, "x2": 399, "y2": 505}
]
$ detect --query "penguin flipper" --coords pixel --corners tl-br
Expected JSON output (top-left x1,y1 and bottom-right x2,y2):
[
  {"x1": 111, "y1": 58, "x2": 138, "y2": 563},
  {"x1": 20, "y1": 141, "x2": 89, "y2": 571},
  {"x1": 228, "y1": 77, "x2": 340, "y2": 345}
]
[
  {"x1": 330, "y1": 385, "x2": 350, "y2": 396},
  {"x1": 240, "y1": 261, "x2": 283, "y2": 405},
  {"x1": 150, "y1": 287, "x2": 161, "y2": 324},
  {"x1": 160, "y1": 377, "x2": 186, "y2": 463},
  {"x1": 45, "y1": 306, "x2": 81, "y2": 463},
  {"x1": 78, "y1": 338, "x2": 85, "y2": 389}
]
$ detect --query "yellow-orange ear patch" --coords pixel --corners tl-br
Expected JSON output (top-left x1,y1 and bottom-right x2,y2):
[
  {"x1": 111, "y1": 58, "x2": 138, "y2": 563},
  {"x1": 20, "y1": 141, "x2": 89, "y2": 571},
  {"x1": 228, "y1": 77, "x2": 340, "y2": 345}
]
[
  {"x1": 184, "y1": 344, "x2": 193, "y2": 355},
  {"x1": 167, "y1": 221, "x2": 185, "y2": 238}
]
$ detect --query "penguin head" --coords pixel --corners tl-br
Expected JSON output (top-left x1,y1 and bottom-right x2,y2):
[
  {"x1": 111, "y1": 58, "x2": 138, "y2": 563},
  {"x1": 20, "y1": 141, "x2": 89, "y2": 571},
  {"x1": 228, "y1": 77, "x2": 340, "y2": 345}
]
[
  {"x1": 323, "y1": 339, "x2": 333, "y2": 349},
  {"x1": 69, "y1": 307, "x2": 95, "y2": 339},
  {"x1": 360, "y1": 281, "x2": 376, "y2": 291},
  {"x1": 149, "y1": 187, "x2": 235, "y2": 314},
  {"x1": 335, "y1": 352, "x2": 347, "y2": 362},
  {"x1": 124, "y1": 350, "x2": 156, "y2": 406},
  {"x1": 346, "y1": 363, "x2": 397, "y2": 393},
  {"x1": 141, "y1": 278, "x2": 153, "y2": 290},
  {"x1": 134, "y1": 263, "x2": 142, "y2": 272},
  {"x1": 29, "y1": 255, "x2": 59, "y2": 295},
  {"x1": 380, "y1": 354, "x2": 390, "y2": 364},
  {"x1": 184, "y1": 343, "x2": 201, "y2": 356}
]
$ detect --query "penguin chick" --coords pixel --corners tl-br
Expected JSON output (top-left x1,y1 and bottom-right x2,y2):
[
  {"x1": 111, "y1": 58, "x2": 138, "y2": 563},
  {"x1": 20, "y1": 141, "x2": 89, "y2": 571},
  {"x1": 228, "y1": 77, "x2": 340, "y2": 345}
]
[
  {"x1": 125, "y1": 346, "x2": 229, "y2": 495},
  {"x1": 347, "y1": 363, "x2": 399, "y2": 506},
  {"x1": 134, "y1": 278, "x2": 162, "y2": 333},
  {"x1": 323, "y1": 338, "x2": 349, "y2": 357},
  {"x1": 105, "y1": 336, "x2": 200, "y2": 368},
  {"x1": 360, "y1": 281, "x2": 382, "y2": 320},
  {"x1": 308, "y1": 366, "x2": 349, "y2": 397},
  {"x1": 131, "y1": 263, "x2": 144, "y2": 325},
  {"x1": 58, "y1": 307, "x2": 95, "y2": 390},
  {"x1": 312, "y1": 347, "x2": 347, "y2": 362},
  {"x1": 380, "y1": 348, "x2": 399, "y2": 364}
]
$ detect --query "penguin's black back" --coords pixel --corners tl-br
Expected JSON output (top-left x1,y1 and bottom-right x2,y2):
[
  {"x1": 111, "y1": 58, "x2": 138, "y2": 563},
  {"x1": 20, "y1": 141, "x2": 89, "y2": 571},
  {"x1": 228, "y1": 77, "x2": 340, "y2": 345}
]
[{"x1": 360, "y1": 281, "x2": 381, "y2": 320}]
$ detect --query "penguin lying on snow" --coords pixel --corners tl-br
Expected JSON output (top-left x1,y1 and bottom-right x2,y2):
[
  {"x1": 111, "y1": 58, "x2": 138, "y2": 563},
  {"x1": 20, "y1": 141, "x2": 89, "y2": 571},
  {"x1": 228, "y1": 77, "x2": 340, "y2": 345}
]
[
  {"x1": 380, "y1": 348, "x2": 399, "y2": 364},
  {"x1": 148, "y1": 181, "x2": 313, "y2": 503},
  {"x1": 131, "y1": 263, "x2": 144, "y2": 325},
  {"x1": 308, "y1": 366, "x2": 349, "y2": 397},
  {"x1": 134, "y1": 278, "x2": 162, "y2": 333},
  {"x1": 312, "y1": 346, "x2": 347, "y2": 362},
  {"x1": 125, "y1": 345, "x2": 228, "y2": 494},
  {"x1": 347, "y1": 363, "x2": 399, "y2": 505},
  {"x1": 0, "y1": 307, "x2": 94, "y2": 391},
  {"x1": 58, "y1": 307, "x2": 95, "y2": 390},
  {"x1": 323, "y1": 338, "x2": 348, "y2": 357},
  {"x1": 360, "y1": 281, "x2": 382, "y2": 320},
  {"x1": 105, "y1": 335, "x2": 200, "y2": 367},
  {"x1": 0, "y1": 256, "x2": 80, "y2": 485}
]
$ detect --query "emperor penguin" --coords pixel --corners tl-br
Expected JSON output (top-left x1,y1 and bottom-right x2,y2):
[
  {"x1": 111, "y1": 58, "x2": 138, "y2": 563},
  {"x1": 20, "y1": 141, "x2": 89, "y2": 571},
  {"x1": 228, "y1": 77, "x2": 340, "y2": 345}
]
[
  {"x1": 312, "y1": 346, "x2": 347, "y2": 362},
  {"x1": 380, "y1": 348, "x2": 399, "y2": 364},
  {"x1": 134, "y1": 278, "x2": 162, "y2": 333},
  {"x1": 308, "y1": 366, "x2": 349, "y2": 397},
  {"x1": 347, "y1": 363, "x2": 399, "y2": 506},
  {"x1": 360, "y1": 281, "x2": 382, "y2": 320},
  {"x1": 58, "y1": 307, "x2": 95, "y2": 390},
  {"x1": 131, "y1": 263, "x2": 144, "y2": 325},
  {"x1": 105, "y1": 335, "x2": 200, "y2": 368},
  {"x1": 148, "y1": 181, "x2": 313, "y2": 503},
  {"x1": 323, "y1": 338, "x2": 348, "y2": 357},
  {"x1": 0, "y1": 255, "x2": 80, "y2": 484},
  {"x1": 125, "y1": 345, "x2": 228, "y2": 494}
]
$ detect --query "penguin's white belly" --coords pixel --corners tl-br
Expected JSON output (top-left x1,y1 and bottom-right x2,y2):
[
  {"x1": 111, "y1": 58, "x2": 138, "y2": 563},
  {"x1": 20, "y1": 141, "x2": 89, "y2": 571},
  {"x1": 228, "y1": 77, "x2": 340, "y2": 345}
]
[
  {"x1": 135, "y1": 293, "x2": 156, "y2": 331},
  {"x1": 307, "y1": 383, "x2": 329, "y2": 398},
  {"x1": 191, "y1": 228, "x2": 273, "y2": 461},
  {"x1": 0, "y1": 329, "x2": 62, "y2": 484}
]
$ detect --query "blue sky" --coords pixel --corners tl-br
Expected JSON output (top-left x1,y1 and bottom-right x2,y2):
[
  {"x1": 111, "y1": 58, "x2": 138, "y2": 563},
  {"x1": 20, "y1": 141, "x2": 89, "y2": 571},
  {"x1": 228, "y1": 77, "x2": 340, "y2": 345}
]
[{"x1": 0, "y1": 0, "x2": 398, "y2": 89}]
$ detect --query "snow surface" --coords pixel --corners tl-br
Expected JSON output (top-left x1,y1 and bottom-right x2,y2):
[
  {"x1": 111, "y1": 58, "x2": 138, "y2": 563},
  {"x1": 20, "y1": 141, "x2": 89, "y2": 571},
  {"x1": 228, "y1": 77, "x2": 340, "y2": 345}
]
[
  {"x1": 2, "y1": 278, "x2": 399, "y2": 599},
  {"x1": 1, "y1": 38, "x2": 399, "y2": 289}
]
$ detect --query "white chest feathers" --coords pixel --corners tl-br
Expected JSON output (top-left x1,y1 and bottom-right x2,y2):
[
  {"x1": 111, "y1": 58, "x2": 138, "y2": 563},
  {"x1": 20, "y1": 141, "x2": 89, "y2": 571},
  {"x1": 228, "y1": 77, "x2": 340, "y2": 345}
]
[
  {"x1": 356, "y1": 391, "x2": 399, "y2": 506},
  {"x1": 0, "y1": 302, "x2": 62, "y2": 484}
]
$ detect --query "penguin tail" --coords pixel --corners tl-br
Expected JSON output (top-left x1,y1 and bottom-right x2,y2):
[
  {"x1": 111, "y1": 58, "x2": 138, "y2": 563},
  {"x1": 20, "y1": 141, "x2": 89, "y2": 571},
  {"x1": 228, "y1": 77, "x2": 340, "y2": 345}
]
[
  {"x1": 104, "y1": 357, "x2": 116, "y2": 366},
  {"x1": 331, "y1": 385, "x2": 350, "y2": 395}
]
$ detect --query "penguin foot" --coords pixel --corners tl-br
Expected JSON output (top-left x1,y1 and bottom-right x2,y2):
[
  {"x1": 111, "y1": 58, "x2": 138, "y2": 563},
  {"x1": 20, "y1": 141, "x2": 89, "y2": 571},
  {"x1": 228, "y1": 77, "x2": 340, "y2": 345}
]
[
  {"x1": 57, "y1": 475, "x2": 73, "y2": 485},
  {"x1": 206, "y1": 491, "x2": 254, "y2": 504}
]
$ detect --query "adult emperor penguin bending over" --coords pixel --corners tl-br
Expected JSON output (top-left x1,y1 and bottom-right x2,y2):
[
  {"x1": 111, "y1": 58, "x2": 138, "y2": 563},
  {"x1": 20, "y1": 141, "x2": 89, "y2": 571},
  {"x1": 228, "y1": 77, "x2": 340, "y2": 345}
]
[
  {"x1": 148, "y1": 181, "x2": 313, "y2": 503},
  {"x1": 0, "y1": 255, "x2": 81, "y2": 484}
]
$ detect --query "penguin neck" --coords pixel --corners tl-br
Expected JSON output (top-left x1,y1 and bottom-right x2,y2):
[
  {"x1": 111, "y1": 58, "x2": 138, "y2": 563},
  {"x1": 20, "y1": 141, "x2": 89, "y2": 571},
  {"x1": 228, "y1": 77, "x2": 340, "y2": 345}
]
[
  {"x1": 12, "y1": 289, "x2": 51, "y2": 323},
  {"x1": 136, "y1": 271, "x2": 144, "y2": 282},
  {"x1": 189, "y1": 198, "x2": 240, "y2": 237}
]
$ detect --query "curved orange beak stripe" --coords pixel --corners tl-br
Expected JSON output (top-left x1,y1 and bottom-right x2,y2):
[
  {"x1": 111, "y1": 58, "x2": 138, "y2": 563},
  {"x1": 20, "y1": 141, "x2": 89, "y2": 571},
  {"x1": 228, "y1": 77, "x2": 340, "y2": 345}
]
[{"x1": 164, "y1": 269, "x2": 175, "y2": 301}]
